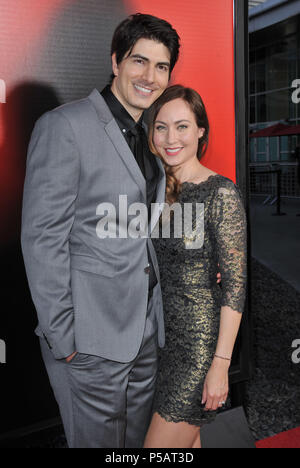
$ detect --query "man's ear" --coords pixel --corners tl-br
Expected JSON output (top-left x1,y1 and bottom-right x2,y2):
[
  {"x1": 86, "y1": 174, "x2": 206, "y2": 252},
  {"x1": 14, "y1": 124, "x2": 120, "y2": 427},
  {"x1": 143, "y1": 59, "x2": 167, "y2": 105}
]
[{"x1": 111, "y1": 53, "x2": 119, "y2": 77}]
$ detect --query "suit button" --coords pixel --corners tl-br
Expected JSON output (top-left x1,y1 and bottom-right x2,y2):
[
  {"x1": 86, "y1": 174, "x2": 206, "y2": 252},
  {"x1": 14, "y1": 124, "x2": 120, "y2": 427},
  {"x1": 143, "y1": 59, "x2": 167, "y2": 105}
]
[{"x1": 144, "y1": 265, "x2": 150, "y2": 274}]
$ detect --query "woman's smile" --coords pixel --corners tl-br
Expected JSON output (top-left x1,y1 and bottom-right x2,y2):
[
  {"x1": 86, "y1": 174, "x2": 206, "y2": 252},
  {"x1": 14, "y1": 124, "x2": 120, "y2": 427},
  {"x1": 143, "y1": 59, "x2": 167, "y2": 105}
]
[{"x1": 164, "y1": 147, "x2": 184, "y2": 156}]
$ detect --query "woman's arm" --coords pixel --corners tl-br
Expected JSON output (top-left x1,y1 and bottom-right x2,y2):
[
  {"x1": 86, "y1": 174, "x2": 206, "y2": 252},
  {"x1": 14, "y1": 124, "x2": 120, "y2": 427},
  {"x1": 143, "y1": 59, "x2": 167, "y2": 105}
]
[
  {"x1": 216, "y1": 305, "x2": 243, "y2": 361},
  {"x1": 202, "y1": 306, "x2": 242, "y2": 411},
  {"x1": 202, "y1": 182, "x2": 247, "y2": 411}
]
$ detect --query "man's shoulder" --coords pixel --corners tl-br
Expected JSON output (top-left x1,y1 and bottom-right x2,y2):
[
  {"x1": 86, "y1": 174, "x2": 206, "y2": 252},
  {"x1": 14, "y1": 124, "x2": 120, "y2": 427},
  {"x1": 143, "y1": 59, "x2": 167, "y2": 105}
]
[
  {"x1": 36, "y1": 89, "x2": 111, "y2": 130},
  {"x1": 50, "y1": 89, "x2": 99, "y2": 120}
]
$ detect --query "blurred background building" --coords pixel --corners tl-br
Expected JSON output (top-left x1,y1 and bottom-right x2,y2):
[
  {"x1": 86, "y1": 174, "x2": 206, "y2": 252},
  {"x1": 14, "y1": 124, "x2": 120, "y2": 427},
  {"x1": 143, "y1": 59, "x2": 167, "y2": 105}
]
[
  {"x1": 249, "y1": 0, "x2": 300, "y2": 198},
  {"x1": 246, "y1": 2, "x2": 300, "y2": 447}
]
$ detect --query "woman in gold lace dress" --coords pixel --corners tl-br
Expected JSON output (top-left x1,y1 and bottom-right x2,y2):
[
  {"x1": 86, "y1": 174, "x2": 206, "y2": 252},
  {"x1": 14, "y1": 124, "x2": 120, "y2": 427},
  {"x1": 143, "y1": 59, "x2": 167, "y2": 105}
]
[{"x1": 143, "y1": 85, "x2": 247, "y2": 448}]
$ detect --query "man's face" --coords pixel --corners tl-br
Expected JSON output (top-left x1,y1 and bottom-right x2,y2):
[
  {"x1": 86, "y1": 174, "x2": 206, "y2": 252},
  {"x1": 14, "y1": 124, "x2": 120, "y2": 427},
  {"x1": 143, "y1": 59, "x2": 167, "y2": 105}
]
[{"x1": 111, "y1": 38, "x2": 171, "y2": 121}]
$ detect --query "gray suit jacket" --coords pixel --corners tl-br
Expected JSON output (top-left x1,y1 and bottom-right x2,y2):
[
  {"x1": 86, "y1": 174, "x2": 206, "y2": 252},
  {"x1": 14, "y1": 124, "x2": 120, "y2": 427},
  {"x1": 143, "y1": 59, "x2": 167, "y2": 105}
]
[{"x1": 21, "y1": 89, "x2": 166, "y2": 362}]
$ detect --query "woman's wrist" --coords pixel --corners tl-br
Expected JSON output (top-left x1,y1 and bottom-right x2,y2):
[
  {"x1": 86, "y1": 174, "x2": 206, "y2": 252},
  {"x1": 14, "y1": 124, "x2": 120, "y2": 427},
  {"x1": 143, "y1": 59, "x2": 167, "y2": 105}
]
[
  {"x1": 212, "y1": 354, "x2": 231, "y2": 369},
  {"x1": 214, "y1": 353, "x2": 231, "y2": 362}
]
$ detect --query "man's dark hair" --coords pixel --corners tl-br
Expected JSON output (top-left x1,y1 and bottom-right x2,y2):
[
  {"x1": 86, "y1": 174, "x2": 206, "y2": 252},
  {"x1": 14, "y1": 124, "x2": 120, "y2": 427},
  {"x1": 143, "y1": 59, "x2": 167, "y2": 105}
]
[{"x1": 111, "y1": 13, "x2": 180, "y2": 77}]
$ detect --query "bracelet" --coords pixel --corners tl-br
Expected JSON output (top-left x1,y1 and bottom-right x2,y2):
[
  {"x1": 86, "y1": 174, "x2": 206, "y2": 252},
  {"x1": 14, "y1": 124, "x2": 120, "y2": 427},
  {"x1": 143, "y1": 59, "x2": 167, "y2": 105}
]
[{"x1": 214, "y1": 354, "x2": 231, "y2": 362}]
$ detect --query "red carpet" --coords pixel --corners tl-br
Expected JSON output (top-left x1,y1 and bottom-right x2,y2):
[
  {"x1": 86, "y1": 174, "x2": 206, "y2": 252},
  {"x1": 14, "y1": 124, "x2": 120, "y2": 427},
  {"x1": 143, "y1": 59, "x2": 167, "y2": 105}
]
[{"x1": 256, "y1": 427, "x2": 300, "y2": 448}]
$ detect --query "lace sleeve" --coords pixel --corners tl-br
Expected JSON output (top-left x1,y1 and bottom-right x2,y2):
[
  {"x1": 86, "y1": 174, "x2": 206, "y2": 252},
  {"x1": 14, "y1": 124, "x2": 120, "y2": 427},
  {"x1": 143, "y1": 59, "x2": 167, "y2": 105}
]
[{"x1": 212, "y1": 182, "x2": 247, "y2": 313}]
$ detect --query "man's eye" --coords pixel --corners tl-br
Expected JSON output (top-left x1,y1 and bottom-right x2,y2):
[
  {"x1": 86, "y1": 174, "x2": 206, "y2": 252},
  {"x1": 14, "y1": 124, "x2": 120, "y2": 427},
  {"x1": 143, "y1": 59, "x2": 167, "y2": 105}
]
[
  {"x1": 158, "y1": 65, "x2": 168, "y2": 72},
  {"x1": 134, "y1": 59, "x2": 144, "y2": 65}
]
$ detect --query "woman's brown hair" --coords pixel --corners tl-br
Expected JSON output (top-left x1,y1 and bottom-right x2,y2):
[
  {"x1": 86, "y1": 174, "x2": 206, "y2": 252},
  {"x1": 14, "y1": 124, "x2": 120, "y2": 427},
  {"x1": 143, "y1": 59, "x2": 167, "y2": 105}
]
[{"x1": 148, "y1": 85, "x2": 209, "y2": 204}]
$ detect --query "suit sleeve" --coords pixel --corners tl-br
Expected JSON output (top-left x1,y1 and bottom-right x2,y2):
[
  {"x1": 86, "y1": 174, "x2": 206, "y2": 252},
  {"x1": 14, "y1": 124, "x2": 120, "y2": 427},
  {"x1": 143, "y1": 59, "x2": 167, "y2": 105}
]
[{"x1": 21, "y1": 110, "x2": 80, "y2": 359}]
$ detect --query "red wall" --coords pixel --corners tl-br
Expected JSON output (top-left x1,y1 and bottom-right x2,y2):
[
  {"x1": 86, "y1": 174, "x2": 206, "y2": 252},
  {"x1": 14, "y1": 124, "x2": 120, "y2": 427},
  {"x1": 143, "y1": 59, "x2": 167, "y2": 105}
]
[
  {"x1": 0, "y1": 0, "x2": 70, "y2": 244},
  {"x1": 127, "y1": 0, "x2": 236, "y2": 180},
  {"x1": 0, "y1": 0, "x2": 236, "y2": 245}
]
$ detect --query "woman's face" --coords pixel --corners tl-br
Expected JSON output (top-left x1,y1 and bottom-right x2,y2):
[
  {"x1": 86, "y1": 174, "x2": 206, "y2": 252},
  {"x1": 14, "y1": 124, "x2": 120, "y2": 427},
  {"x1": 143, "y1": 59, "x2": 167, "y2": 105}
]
[{"x1": 153, "y1": 98, "x2": 204, "y2": 167}]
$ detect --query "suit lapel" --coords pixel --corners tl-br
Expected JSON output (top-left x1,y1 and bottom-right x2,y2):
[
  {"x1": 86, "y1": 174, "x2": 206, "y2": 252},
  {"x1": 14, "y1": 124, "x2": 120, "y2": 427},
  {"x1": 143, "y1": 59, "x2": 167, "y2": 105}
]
[
  {"x1": 149, "y1": 157, "x2": 166, "y2": 235},
  {"x1": 104, "y1": 119, "x2": 147, "y2": 202},
  {"x1": 89, "y1": 89, "x2": 147, "y2": 202}
]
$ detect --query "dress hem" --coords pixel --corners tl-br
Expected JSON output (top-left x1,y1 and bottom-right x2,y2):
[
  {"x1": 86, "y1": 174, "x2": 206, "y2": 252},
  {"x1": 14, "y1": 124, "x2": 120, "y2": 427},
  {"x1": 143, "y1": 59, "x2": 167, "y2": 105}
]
[{"x1": 153, "y1": 407, "x2": 217, "y2": 428}]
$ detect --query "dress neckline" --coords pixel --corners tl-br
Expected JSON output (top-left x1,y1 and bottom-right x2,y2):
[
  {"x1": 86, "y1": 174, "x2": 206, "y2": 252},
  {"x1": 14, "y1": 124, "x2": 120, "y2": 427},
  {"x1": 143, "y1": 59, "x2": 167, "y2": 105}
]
[{"x1": 181, "y1": 174, "x2": 221, "y2": 188}]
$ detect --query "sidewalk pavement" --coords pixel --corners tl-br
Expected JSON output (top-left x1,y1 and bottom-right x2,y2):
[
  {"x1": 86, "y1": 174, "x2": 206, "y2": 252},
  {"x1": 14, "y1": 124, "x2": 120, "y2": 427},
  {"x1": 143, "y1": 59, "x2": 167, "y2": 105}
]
[{"x1": 250, "y1": 196, "x2": 300, "y2": 293}]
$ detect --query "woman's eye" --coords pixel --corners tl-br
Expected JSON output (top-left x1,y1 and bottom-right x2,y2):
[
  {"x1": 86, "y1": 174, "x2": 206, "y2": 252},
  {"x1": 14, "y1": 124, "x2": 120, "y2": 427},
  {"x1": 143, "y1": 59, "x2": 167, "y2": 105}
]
[
  {"x1": 155, "y1": 126, "x2": 166, "y2": 131},
  {"x1": 178, "y1": 125, "x2": 188, "y2": 130}
]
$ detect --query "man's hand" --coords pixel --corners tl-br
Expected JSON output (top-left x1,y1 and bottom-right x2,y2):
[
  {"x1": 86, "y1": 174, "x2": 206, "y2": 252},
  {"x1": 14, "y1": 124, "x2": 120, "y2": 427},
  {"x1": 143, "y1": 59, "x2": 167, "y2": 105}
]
[{"x1": 66, "y1": 351, "x2": 77, "y2": 363}]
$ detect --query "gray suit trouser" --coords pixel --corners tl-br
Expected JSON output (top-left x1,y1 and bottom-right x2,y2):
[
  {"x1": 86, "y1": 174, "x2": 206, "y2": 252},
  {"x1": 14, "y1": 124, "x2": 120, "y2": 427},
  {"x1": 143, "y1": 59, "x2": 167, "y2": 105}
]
[{"x1": 39, "y1": 293, "x2": 158, "y2": 448}]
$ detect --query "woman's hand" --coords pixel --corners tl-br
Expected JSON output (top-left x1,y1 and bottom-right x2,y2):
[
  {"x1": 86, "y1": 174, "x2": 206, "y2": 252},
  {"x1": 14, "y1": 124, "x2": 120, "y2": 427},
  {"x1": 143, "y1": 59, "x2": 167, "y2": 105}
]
[{"x1": 201, "y1": 358, "x2": 229, "y2": 411}]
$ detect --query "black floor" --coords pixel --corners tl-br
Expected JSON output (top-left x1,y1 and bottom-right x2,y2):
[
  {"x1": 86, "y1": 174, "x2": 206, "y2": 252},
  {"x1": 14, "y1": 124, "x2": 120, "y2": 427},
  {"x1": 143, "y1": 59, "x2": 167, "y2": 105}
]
[
  {"x1": 245, "y1": 258, "x2": 300, "y2": 441},
  {"x1": 2, "y1": 258, "x2": 300, "y2": 448}
]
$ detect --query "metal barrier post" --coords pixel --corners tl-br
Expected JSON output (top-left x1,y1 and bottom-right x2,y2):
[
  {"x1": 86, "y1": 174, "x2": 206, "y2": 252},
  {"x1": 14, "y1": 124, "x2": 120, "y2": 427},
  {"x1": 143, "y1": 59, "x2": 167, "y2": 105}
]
[
  {"x1": 251, "y1": 170, "x2": 287, "y2": 216},
  {"x1": 272, "y1": 170, "x2": 286, "y2": 216}
]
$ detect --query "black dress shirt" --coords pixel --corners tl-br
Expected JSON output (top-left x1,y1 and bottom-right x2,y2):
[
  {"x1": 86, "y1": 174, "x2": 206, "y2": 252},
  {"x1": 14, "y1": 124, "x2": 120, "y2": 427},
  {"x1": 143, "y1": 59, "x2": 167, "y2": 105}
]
[{"x1": 101, "y1": 85, "x2": 159, "y2": 290}]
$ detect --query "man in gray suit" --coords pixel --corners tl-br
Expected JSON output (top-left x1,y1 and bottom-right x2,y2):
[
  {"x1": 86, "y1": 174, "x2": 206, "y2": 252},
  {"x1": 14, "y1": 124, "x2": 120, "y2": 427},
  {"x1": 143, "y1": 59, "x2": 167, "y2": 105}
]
[{"x1": 21, "y1": 14, "x2": 180, "y2": 448}]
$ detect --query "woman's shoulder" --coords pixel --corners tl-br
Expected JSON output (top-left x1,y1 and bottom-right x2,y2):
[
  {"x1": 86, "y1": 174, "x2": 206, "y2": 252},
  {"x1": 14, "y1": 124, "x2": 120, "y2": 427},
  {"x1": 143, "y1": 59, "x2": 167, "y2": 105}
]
[
  {"x1": 211, "y1": 174, "x2": 241, "y2": 194},
  {"x1": 180, "y1": 173, "x2": 242, "y2": 203},
  {"x1": 212, "y1": 175, "x2": 245, "y2": 211},
  {"x1": 186, "y1": 174, "x2": 238, "y2": 192}
]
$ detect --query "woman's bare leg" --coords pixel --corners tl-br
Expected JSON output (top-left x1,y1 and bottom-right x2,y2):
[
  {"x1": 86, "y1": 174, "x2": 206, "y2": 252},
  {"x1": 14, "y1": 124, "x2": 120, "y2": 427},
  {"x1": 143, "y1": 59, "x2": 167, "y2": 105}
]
[
  {"x1": 192, "y1": 430, "x2": 202, "y2": 448},
  {"x1": 144, "y1": 412, "x2": 201, "y2": 448}
]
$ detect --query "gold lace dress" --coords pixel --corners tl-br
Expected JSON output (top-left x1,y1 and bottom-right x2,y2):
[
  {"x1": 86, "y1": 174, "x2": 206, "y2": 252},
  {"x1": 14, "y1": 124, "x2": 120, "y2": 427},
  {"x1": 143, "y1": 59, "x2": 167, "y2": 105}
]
[{"x1": 152, "y1": 174, "x2": 247, "y2": 426}]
